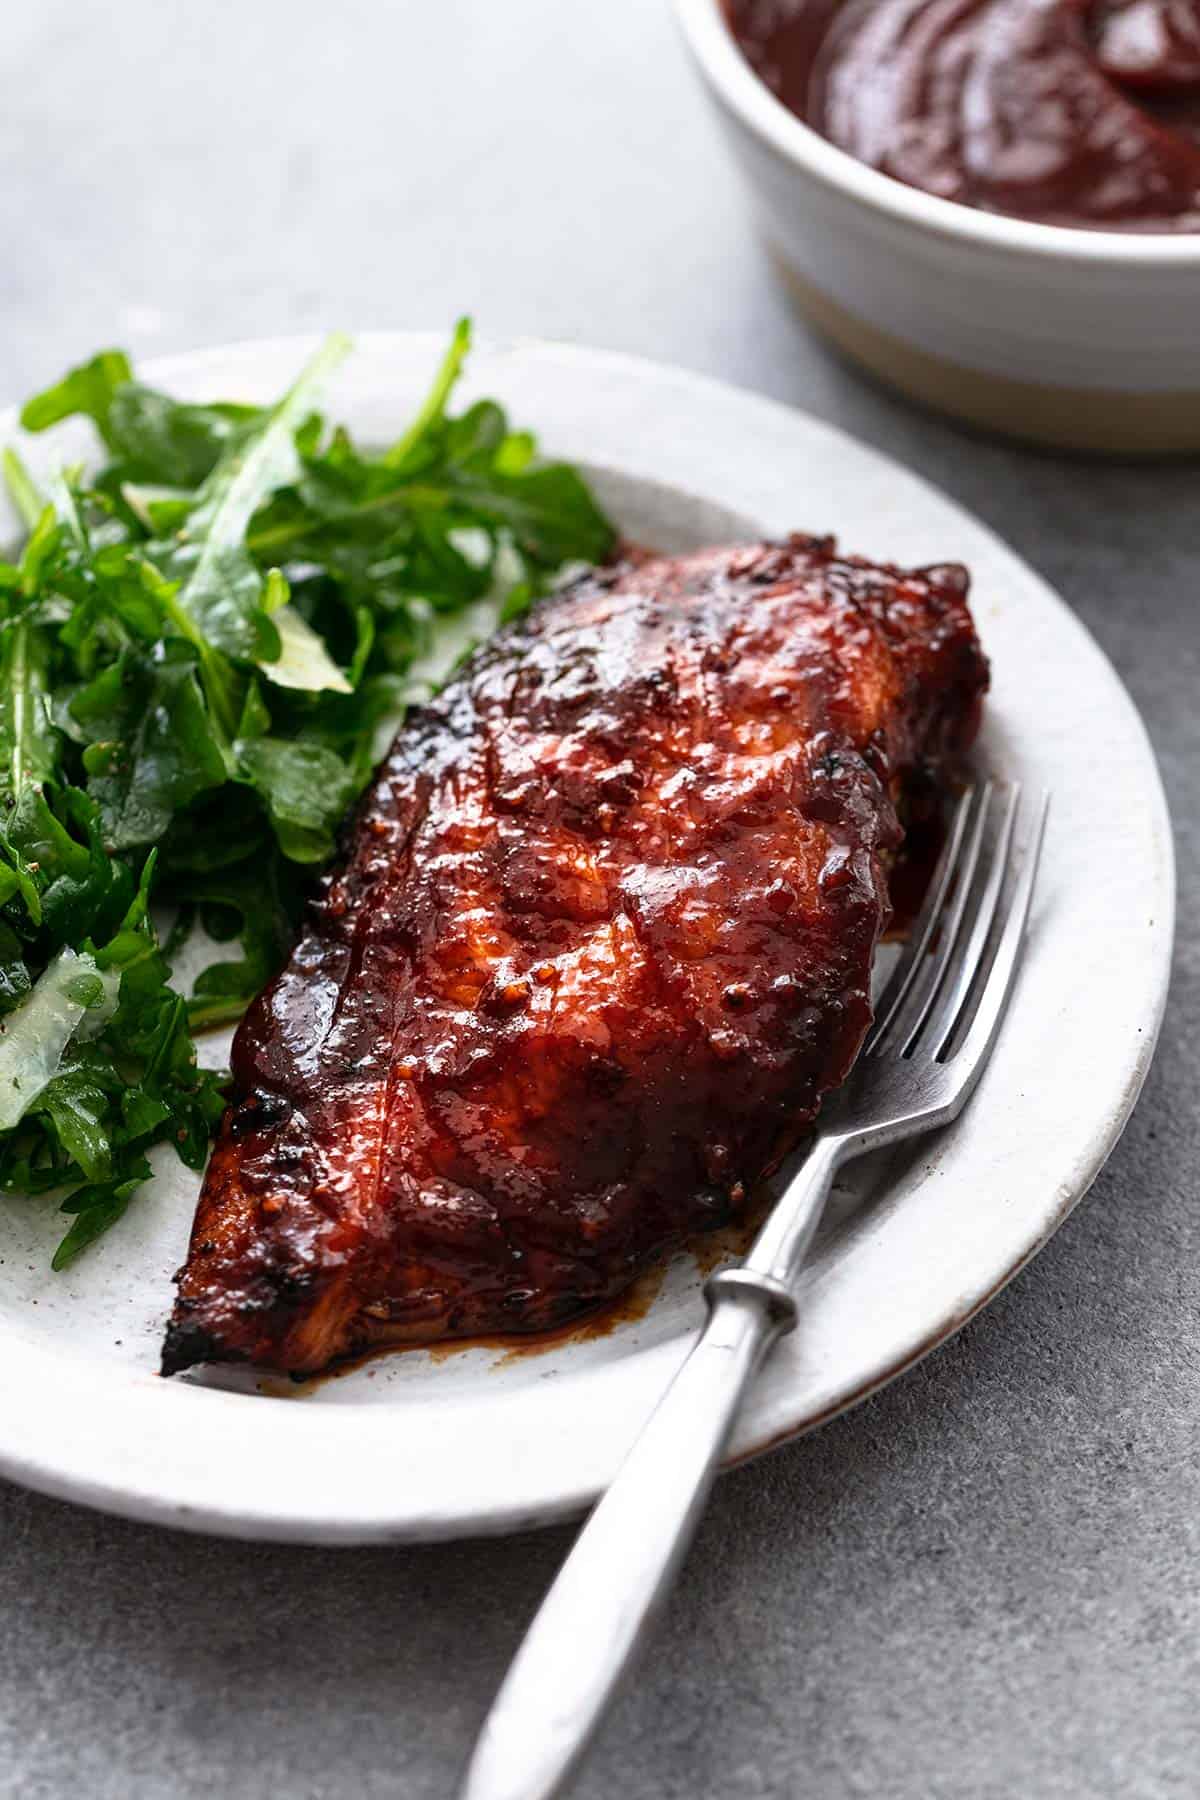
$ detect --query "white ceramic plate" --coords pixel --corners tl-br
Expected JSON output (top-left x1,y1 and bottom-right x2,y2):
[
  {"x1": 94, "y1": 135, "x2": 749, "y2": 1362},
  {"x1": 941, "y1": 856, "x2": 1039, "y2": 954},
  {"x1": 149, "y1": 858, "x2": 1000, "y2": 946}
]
[{"x1": 0, "y1": 335, "x2": 1173, "y2": 1543}]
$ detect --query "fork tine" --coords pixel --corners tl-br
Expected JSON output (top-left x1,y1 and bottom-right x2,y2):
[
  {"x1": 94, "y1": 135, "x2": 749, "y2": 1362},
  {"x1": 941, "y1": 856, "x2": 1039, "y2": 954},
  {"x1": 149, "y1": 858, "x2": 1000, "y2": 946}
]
[
  {"x1": 866, "y1": 784, "x2": 977, "y2": 1053},
  {"x1": 871, "y1": 782, "x2": 993, "y2": 1056},
  {"x1": 911, "y1": 783, "x2": 1021, "y2": 1061},
  {"x1": 945, "y1": 790, "x2": 1050, "y2": 1074}
]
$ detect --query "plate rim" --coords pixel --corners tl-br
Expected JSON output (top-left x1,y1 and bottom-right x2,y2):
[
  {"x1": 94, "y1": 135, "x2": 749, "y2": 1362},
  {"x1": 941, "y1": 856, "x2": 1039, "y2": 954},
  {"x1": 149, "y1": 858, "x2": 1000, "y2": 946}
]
[{"x1": 0, "y1": 330, "x2": 1175, "y2": 1542}]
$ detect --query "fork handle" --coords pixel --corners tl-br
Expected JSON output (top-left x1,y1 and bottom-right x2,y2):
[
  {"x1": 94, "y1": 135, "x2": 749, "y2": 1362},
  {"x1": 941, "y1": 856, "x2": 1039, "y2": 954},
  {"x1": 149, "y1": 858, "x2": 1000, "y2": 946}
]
[
  {"x1": 460, "y1": 1133, "x2": 846, "y2": 1800},
  {"x1": 459, "y1": 1284, "x2": 790, "y2": 1800}
]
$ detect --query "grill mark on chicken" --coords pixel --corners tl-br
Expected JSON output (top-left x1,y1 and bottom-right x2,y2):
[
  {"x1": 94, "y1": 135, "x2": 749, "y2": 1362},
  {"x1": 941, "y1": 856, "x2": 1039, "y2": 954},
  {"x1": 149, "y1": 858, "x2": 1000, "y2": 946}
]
[{"x1": 162, "y1": 535, "x2": 988, "y2": 1376}]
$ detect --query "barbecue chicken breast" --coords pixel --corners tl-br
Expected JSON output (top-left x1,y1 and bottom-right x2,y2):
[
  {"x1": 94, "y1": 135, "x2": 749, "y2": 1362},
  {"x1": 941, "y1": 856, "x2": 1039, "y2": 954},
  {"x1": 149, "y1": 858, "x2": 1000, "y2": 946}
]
[{"x1": 163, "y1": 536, "x2": 987, "y2": 1375}]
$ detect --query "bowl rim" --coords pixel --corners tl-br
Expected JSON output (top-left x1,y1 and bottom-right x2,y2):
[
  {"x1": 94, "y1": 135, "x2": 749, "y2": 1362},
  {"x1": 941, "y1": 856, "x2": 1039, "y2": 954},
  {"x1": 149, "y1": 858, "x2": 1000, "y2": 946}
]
[{"x1": 675, "y1": 0, "x2": 1200, "y2": 268}]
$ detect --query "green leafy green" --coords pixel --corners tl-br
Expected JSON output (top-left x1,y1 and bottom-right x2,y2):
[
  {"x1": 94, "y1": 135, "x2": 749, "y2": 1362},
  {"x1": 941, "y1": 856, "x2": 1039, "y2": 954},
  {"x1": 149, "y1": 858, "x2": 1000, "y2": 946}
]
[
  {"x1": 233, "y1": 736, "x2": 356, "y2": 863},
  {"x1": 73, "y1": 646, "x2": 229, "y2": 848},
  {"x1": 152, "y1": 334, "x2": 351, "y2": 662},
  {"x1": 20, "y1": 350, "x2": 134, "y2": 437},
  {"x1": 106, "y1": 389, "x2": 260, "y2": 486},
  {"x1": 0, "y1": 323, "x2": 615, "y2": 1266},
  {"x1": 52, "y1": 1166, "x2": 152, "y2": 1270}
]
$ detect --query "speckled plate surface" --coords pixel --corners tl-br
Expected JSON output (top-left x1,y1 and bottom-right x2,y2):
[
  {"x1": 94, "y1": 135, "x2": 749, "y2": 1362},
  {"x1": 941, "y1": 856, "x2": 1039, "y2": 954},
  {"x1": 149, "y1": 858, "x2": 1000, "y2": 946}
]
[{"x1": 0, "y1": 335, "x2": 1174, "y2": 1543}]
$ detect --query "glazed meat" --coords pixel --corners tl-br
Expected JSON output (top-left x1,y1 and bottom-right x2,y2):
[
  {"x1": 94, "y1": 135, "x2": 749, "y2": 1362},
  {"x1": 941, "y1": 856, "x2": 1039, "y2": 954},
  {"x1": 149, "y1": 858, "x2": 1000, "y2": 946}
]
[{"x1": 163, "y1": 536, "x2": 987, "y2": 1376}]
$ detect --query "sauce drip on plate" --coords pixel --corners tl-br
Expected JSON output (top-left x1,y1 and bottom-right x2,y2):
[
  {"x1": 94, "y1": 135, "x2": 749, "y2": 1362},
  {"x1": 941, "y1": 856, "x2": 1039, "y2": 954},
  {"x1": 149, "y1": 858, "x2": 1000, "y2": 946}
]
[{"x1": 725, "y1": 0, "x2": 1200, "y2": 230}]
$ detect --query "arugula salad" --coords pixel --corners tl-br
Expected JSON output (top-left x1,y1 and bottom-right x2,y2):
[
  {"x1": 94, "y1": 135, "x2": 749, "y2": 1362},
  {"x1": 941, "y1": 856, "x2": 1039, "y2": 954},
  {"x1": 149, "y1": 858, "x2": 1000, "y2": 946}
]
[{"x1": 0, "y1": 324, "x2": 615, "y2": 1268}]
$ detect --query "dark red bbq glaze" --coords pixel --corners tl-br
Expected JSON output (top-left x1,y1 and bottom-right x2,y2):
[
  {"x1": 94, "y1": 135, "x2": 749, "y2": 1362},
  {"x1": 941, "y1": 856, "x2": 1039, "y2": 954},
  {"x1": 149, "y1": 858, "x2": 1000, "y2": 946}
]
[
  {"x1": 726, "y1": 0, "x2": 1200, "y2": 229},
  {"x1": 163, "y1": 537, "x2": 987, "y2": 1376}
]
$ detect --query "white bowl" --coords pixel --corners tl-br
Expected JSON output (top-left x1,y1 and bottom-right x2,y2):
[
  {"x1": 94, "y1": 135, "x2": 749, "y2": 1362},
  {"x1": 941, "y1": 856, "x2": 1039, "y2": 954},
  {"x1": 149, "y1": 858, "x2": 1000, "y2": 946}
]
[{"x1": 675, "y1": 0, "x2": 1200, "y2": 452}]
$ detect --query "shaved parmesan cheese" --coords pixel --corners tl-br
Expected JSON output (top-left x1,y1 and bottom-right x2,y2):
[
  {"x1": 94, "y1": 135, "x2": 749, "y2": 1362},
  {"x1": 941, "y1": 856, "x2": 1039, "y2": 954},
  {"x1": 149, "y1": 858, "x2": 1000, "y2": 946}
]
[
  {"x1": 0, "y1": 950, "x2": 120, "y2": 1129},
  {"x1": 258, "y1": 604, "x2": 353, "y2": 695}
]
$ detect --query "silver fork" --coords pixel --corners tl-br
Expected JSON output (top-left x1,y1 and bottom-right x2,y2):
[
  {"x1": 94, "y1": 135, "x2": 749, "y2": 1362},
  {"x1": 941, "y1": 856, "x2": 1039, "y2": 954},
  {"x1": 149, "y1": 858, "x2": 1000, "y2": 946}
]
[{"x1": 461, "y1": 781, "x2": 1049, "y2": 1800}]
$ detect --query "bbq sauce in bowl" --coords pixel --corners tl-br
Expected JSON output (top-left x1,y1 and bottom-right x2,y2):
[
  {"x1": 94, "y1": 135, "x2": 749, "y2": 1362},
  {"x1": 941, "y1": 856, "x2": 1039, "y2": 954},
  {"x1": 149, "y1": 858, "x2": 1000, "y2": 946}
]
[{"x1": 724, "y1": 0, "x2": 1200, "y2": 231}]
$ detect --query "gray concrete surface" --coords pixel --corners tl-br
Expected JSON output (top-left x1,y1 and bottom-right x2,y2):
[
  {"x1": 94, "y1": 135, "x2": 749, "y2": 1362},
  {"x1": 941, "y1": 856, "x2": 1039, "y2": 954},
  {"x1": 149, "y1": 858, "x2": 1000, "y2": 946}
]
[{"x1": 1, "y1": 3, "x2": 1197, "y2": 1796}]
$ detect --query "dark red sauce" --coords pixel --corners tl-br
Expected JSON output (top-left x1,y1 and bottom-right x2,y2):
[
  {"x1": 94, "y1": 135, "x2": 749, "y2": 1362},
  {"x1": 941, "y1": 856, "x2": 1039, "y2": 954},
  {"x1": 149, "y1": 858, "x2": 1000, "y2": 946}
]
[
  {"x1": 886, "y1": 784, "x2": 948, "y2": 936},
  {"x1": 725, "y1": 0, "x2": 1200, "y2": 230}
]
